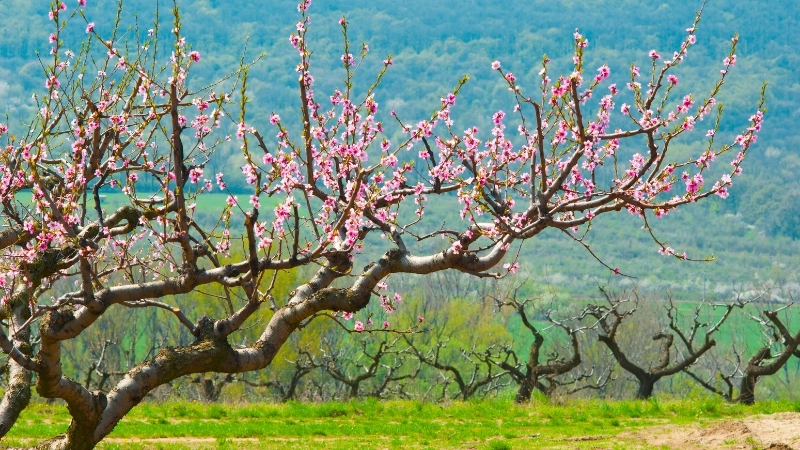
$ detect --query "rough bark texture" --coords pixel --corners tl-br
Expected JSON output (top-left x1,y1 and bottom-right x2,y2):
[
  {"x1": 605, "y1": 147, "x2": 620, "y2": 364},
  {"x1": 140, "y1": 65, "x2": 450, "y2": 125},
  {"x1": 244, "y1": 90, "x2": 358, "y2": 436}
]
[{"x1": 0, "y1": 301, "x2": 32, "y2": 436}]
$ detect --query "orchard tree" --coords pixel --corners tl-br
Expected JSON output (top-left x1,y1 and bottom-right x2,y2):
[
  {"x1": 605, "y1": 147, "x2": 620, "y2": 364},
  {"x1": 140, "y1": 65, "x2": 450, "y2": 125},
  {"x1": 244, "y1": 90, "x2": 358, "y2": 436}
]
[
  {"x1": 0, "y1": 1, "x2": 765, "y2": 448},
  {"x1": 586, "y1": 288, "x2": 746, "y2": 399},
  {"x1": 486, "y1": 289, "x2": 609, "y2": 403},
  {"x1": 686, "y1": 303, "x2": 800, "y2": 405}
]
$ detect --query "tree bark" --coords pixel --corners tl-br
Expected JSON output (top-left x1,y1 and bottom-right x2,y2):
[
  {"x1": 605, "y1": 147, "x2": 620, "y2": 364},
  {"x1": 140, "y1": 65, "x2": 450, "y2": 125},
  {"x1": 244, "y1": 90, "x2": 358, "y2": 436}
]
[
  {"x1": 635, "y1": 377, "x2": 657, "y2": 400},
  {"x1": 738, "y1": 347, "x2": 771, "y2": 405},
  {"x1": 738, "y1": 373, "x2": 758, "y2": 406},
  {"x1": 0, "y1": 299, "x2": 32, "y2": 436},
  {"x1": 514, "y1": 378, "x2": 535, "y2": 403}
]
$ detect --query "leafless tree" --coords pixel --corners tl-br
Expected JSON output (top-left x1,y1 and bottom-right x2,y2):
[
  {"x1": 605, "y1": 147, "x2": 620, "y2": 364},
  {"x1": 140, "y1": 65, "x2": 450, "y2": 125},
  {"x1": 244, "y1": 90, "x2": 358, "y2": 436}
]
[
  {"x1": 686, "y1": 303, "x2": 800, "y2": 404},
  {"x1": 404, "y1": 336, "x2": 510, "y2": 400},
  {"x1": 587, "y1": 288, "x2": 745, "y2": 399},
  {"x1": 81, "y1": 339, "x2": 125, "y2": 394},
  {"x1": 485, "y1": 291, "x2": 583, "y2": 402},
  {"x1": 317, "y1": 336, "x2": 418, "y2": 399},
  {"x1": 189, "y1": 373, "x2": 235, "y2": 402},
  {"x1": 256, "y1": 349, "x2": 323, "y2": 402}
]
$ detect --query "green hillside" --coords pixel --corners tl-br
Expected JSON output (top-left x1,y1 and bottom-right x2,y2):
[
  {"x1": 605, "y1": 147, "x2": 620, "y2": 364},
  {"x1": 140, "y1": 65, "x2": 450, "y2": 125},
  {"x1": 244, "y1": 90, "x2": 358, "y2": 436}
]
[{"x1": 0, "y1": 0, "x2": 797, "y2": 296}]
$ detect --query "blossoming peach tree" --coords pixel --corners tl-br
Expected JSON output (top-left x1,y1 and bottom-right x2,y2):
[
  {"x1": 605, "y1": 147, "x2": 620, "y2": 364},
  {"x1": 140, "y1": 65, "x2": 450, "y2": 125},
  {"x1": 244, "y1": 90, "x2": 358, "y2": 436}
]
[{"x1": 0, "y1": 0, "x2": 763, "y2": 448}]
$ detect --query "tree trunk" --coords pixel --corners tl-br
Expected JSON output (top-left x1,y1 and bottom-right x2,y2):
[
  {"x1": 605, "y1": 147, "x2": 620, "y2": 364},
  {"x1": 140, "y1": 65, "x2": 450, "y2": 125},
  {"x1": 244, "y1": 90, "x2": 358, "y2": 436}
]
[
  {"x1": 514, "y1": 377, "x2": 535, "y2": 403},
  {"x1": 635, "y1": 377, "x2": 656, "y2": 399},
  {"x1": 348, "y1": 383, "x2": 359, "y2": 399},
  {"x1": 0, "y1": 358, "x2": 31, "y2": 435},
  {"x1": 34, "y1": 391, "x2": 107, "y2": 450},
  {"x1": 0, "y1": 304, "x2": 32, "y2": 436},
  {"x1": 738, "y1": 374, "x2": 757, "y2": 405},
  {"x1": 737, "y1": 347, "x2": 772, "y2": 405}
]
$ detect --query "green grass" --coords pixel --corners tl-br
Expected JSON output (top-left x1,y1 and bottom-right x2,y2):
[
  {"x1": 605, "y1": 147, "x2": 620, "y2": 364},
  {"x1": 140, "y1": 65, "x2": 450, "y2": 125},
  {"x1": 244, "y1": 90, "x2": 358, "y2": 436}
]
[{"x1": 5, "y1": 396, "x2": 799, "y2": 449}]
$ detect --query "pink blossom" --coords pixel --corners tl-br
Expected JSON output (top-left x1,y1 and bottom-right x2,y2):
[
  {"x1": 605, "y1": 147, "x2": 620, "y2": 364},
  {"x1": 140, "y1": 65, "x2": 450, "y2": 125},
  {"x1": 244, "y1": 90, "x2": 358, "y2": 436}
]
[
  {"x1": 189, "y1": 167, "x2": 203, "y2": 183},
  {"x1": 685, "y1": 173, "x2": 703, "y2": 194},
  {"x1": 45, "y1": 76, "x2": 60, "y2": 89},
  {"x1": 491, "y1": 60, "x2": 501, "y2": 70},
  {"x1": 86, "y1": 22, "x2": 94, "y2": 33},
  {"x1": 188, "y1": 51, "x2": 200, "y2": 62},
  {"x1": 340, "y1": 53, "x2": 355, "y2": 66},
  {"x1": 595, "y1": 65, "x2": 610, "y2": 82},
  {"x1": 354, "y1": 321, "x2": 364, "y2": 332}
]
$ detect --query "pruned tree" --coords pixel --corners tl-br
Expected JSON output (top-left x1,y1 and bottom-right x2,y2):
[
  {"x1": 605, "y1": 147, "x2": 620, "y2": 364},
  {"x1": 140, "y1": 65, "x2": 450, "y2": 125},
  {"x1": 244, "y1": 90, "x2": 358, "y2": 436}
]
[
  {"x1": 486, "y1": 290, "x2": 585, "y2": 402},
  {"x1": 587, "y1": 288, "x2": 745, "y2": 399},
  {"x1": 186, "y1": 358, "x2": 318, "y2": 403},
  {"x1": 0, "y1": 0, "x2": 765, "y2": 447},
  {"x1": 404, "y1": 336, "x2": 510, "y2": 400},
  {"x1": 686, "y1": 303, "x2": 800, "y2": 404},
  {"x1": 189, "y1": 373, "x2": 234, "y2": 403},
  {"x1": 81, "y1": 339, "x2": 124, "y2": 394},
  {"x1": 316, "y1": 335, "x2": 418, "y2": 400},
  {"x1": 254, "y1": 348, "x2": 323, "y2": 402}
]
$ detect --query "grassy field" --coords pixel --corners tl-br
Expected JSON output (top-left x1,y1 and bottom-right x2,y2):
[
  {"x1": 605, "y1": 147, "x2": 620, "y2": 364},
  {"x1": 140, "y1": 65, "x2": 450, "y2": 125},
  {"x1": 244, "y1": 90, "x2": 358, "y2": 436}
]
[{"x1": 5, "y1": 397, "x2": 800, "y2": 449}]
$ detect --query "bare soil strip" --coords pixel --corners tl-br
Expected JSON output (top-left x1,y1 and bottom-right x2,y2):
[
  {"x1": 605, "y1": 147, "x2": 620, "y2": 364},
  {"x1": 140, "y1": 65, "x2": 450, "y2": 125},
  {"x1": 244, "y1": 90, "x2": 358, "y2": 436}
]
[{"x1": 624, "y1": 412, "x2": 800, "y2": 449}]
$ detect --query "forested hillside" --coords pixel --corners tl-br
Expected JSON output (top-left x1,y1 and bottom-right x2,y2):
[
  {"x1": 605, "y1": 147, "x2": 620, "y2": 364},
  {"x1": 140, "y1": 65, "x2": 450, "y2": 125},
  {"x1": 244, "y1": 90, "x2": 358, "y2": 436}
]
[{"x1": 0, "y1": 0, "x2": 797, "y2": 295}]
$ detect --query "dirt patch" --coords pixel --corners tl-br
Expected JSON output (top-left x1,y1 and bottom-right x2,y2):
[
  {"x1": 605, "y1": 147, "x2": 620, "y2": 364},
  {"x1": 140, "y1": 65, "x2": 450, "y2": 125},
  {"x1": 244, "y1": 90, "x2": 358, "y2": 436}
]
[
  {"x1": 564, "y1": 435, "x2": 606, "y2": 442},
  {"x1": 625, "y1": 412, "x2": 800, "y2": 449}
]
